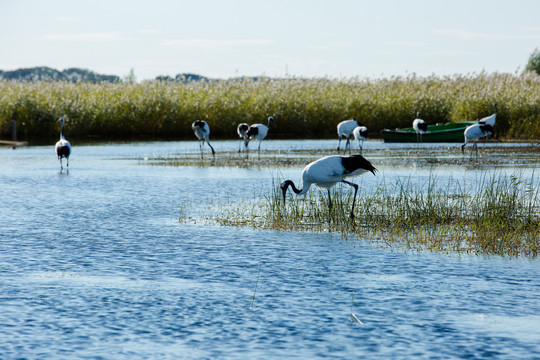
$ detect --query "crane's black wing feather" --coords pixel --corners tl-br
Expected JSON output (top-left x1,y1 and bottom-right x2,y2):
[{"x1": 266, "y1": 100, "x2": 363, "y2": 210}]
[{"x1": 341, "y1": 155, "x2": 377, "y2": 175}]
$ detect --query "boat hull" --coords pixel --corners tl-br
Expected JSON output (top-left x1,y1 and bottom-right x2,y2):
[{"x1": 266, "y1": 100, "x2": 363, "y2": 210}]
[{"x1": 381, "y1": 121, "x2": 478, "y2": 143}]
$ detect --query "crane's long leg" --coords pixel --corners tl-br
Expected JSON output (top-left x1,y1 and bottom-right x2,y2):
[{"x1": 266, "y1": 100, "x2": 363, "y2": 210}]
[
  {"x1": 206, "y1": 139, "x2": 215, "y2": 157},
  {"x1": 337, "y1": 137, "x2": 342, "y2": 152},
  {"x1": 327, "y1": 189, "x2": 333, "y2": 210},
  {"x1": 326, "y1": 188, "x2": 333, "y2": 219},
  {"x1": 244, "y1": 139, "x2": 250, "y2": 158},
  {"x1": 342, "y1": 180, "x2": 359, "y2": 219}
]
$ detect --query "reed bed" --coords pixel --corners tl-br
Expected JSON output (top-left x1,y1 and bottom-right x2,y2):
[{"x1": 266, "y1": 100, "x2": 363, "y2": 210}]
[
  {"x1": 207, "y1": 173, "x2": 540, "y2": 257},
  {"x1": 1, "y1": 72, "x2": 540, "y2": 142}
]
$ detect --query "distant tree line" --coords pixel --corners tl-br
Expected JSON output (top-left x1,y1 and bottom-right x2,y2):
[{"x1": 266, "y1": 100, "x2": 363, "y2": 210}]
[
  {"x1": 0, "y1": 67, "x2": 121, "y2": 83},
  {"x1": 0, "y1": 67, "x2": 215, "y2": 83},
  {"x1": 0, "y1": 67, "x2": 284, "y2": 84},
  {"x1": 155, "y1": 73, "x2": 210, "y2": 82}
]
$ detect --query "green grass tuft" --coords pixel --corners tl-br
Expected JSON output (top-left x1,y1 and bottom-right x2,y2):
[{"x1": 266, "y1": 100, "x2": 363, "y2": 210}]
[{"x1": 200, "y1": 172, "x2": 540, "y2": 257}]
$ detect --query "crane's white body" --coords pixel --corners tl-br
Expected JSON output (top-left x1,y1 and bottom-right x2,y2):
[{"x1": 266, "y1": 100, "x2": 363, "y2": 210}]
[
  {"x1": 298, "y1": 155, "x2": 372, "y2": 192},
  {"x1": 412, "y1": 119, "x2": 427, "y2": 134},
  {"x1": 461, "y1": 104, "x2": 497, "y2": 154},
  {"x1": 462, "y1": 123, "x2": 494, "y2": 154},
  {"x1": 280, "y1": 154, "x2": 377, "y2": 218},
  {"x1": 246, "y1": 124, "x2": 269, "y2": 145},
  {"x1": 337, "y1": 119, "x2": 359, "y2": 152},
  {"x1": 192, "y1": 120, "x2": 211, "y2": 141},
  {"x1": 192, "y1": 120, "x2": 215, "y2": 158},
  {"x1": 55, "y1": 117, "x2": 71, "y2": 170},
  {"x1": 237, "y1": 123, "x2": 249, "y2": 152},
  {"x1": 237, "y1": 123, "x2": 249, "y2": 138},
  {"x1": 412, "y1": 112, "x2": 427, "y2": 142},
  {"x1": 245, "y1": 116, "x2": 274, "y2": 155},
  {"x1": 352, "y1": 126, "x2": 368, "y2": 153}
]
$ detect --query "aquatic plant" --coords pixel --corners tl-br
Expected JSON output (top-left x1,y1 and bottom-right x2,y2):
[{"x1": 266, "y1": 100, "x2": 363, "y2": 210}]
[
  {"x1": 249, "y1": 264, "x2": 262, "y2": 309},
  {"x1": 1, "y1": 72, "x2": 540, "y2": 143},
  {"x1": 206, "y1": 173, "x2": 540, "y2": 257}
]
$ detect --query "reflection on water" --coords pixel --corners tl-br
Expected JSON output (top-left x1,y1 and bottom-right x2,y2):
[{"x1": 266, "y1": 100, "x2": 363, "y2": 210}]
[{"x1": 1, "y1": 140, "x2": 539, "y2": 359}]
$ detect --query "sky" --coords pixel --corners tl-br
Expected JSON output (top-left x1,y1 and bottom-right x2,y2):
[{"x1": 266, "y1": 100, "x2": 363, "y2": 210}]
[{"x1": 1, "y1": 0, "x2": 540, "y2": 81}]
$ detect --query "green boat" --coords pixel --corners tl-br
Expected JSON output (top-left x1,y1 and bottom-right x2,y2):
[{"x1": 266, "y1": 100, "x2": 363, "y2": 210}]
[{"x1": 381, "y1": 121, "x2": 478, "y2": 143}]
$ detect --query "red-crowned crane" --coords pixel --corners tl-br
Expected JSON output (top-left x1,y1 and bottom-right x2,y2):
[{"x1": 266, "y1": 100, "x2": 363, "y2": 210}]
[
  {"x1": 192, "y1": 120, "x2": 215, "y2": 159},
  {"x1": 55, "y1": 116, "x2": 71, "y2": 171},
  {"x1": 337, "y1": 119, "x2": 360, "y2": 153},
  {"x1": 461, "y1": 123, "x2": 494, "y2": 155},
  {"x1": 461, "y1": 103, "x2": 497, "y2": 155},
  {"x1": 352, "y1": 126, "x2": 368, "y2": 154},
  {"x1": 412, "y1": 112, "x2": 427, "y2": 142},
  {"x1": 237, "y1": 123, "x2": 249, "y2": 152},
  {"x1": 280, "y1": 154, "x2": 377, "y2": 219},
  {"x1": 244, "y1": 116, "x2": 274, "y2": 158}
]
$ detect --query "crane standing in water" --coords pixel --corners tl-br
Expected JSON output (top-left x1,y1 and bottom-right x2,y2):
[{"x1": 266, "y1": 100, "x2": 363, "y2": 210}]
[
  {"x1": 412, "y1": 112, "x2": 427, "y2": 143},
  {"x1": 280, "y1": 154, "x2": 377, "y2": 219},
  {"x1": 192, "y1": 120, "x2": 215, "y2": 159},
  {"x1": 244, "y1": 116, "x2": 274, "y2": 158},
  {"x1": 55, "y1": 116, "x2": 72, "y2": 171}
]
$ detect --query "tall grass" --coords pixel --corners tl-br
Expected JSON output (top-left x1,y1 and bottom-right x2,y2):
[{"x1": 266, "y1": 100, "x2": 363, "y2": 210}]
[
  {"x1": 211, "y1": 173, "x2": 540, "y2": 257},
  {"x1": 1, "y1": 72, "x2": 540, "y2": 142}
]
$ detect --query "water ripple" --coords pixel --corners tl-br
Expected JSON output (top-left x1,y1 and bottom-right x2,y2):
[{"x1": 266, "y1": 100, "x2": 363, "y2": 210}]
[{"x1": 1, "y1": 143, "x2": 539, "y2": 359}]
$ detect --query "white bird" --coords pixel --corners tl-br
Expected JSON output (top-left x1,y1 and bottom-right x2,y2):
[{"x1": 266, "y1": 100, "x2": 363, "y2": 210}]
[
  {"x1": 192, "y1": 120, "x2": 215, "y2": 158},
  {"x1": 55, "y1": 116, "x2": 71, "y2": 171},
  {"x1": 337, "y1": 119, "x2": 360, "y2": 153},
  {"x1": 412, "y1": 112, "x2": 427, "y2": 142},
  {"x1": 280, "y1": 154, "x2": 377, "y2": 219},
  {"x1": 352, "y1": 126, "x2": 368, "y2": 154},
  {"x1": 478, "y1": 103, "x2": 498, "y2": 127},
  {"x1": 244, "y1": 116, "x2": 274, "y2": 158},
  {"x1": 461, "y1": 123, "x2": 494, "y2": 154},
  {"x1": 237, "y1": 123, "x2": 249, "y2": 152}
]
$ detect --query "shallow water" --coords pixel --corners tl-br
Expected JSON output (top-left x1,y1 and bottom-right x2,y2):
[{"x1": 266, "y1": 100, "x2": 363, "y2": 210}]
[{"x1": 1, "y1": 140, "x2": 539, "y2": 359}]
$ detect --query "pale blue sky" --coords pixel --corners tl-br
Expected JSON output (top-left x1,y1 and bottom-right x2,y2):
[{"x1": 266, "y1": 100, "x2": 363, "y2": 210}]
[{"x1": 1, "y1": 0, "x2": 539, "y2": 80}]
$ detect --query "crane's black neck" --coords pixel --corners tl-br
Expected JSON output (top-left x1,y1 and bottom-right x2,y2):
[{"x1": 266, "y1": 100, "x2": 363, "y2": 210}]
[
  {"x1": 281, "y1": 180, "x2": 302, "y2": 194},
  {"x1": 60, "y1": 120, "x2": 65, "y2": 139}
]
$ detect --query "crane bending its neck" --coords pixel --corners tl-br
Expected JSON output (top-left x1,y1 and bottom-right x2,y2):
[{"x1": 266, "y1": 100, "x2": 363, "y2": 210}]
[{"x1": 279, "y1": 180, "x2": 310, "y2": 204}]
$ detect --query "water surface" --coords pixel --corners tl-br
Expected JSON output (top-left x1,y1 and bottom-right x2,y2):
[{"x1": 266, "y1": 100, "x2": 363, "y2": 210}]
[{"x1": 1, "y1": 140, "x2": 539, "y2": 359}]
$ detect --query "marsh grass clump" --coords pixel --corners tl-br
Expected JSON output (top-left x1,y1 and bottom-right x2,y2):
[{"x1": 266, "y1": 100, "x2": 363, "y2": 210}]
[
  {"x1": 205, "y1": 173, "x2": 540, "y2": 257},
  {"x1": 2, "y1": 72, "x2": 540, "y2": 143},
  {"x1": 366, "y1": 174, "x2": 540, "y2": 256}
]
